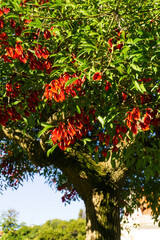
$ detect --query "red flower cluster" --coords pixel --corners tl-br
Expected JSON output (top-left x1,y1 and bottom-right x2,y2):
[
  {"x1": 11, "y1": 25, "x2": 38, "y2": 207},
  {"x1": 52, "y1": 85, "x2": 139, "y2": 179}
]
[
  {"x1": 126, "y1": 107, "x2": 141, "y2": 134},
  {"x1": 1, "y1": 35, "x2": 52, "y2": 72},
  {"x1": 57, "y1": 183, "x2": 77, "y2": 203},
  {"x1": 105, "y1": 81, "x2": 111, "y2": 91},
  {"x1": 43, "y1": 73, "x2": 86, "y2": 102},
  {"x1": 0, "y1": 8, "x2": 10, "y2": 16},
  {"x1": 34, "y1": 44, "x2": 49, "y2": 59},
  {"x1": 51, "y1": 111, "x2": 92, "y2": 150},
  {"x1": 1, "y1": 81, "x2": 41, "y2": 125},
  {"x1": 6, "y1": 82, "x2": 21, "y2": 98},
  {"x1": 126, "y1": 107, "x2": 160, "y2": 134},
  {"x1": 27, "y1": 90, "x2": 40, "y2": 113},
  {"x1": 5, "y1": 43, "x2": 28, "y2": 63},
  {"x1": 0, "y1": 105, "x2": 21, "y2": 126}
]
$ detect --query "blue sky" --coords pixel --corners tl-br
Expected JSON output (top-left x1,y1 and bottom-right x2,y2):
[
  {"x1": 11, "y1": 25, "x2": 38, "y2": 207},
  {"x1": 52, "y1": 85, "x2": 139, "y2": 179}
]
[{"x1": 0, "y1": 174, "x2": 84, "y2": 226}]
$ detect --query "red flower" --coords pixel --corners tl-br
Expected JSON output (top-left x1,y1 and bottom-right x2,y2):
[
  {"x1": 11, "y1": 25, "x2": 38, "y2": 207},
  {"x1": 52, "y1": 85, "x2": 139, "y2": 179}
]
[
  {"x1": 132, "y1": 107, "x2": 140, "y2": 121},
  {"x1": 117, "y1": 43, "x2": 123, "y2": 49},
  {"x1": 140, "y1": 122, "x2": 150, "y2": 131},
  {"x1": 15, "y1": 26, "x2": 22, "y2": 36},
  {"x1": 122, "y1": 92, "x2": 127, "y2": 101},
  {"x1": 113, "y1": 136, "x2": 119, "y2": 145},
  {"x1": 15, "y1": 44, "x2": 23, "y2": 55},
  {"x1": 19, "y1": 54, "x2": 28, "y2": 64},
  {"x1": 0, "y1": 10, "x2": 3, "y2": 17},
  {"x1": 6, "y1": 47, "x2": 15, "y2": 58},
  {"x1": 3, "y1": 8, "x2": 10, "y2": 14},
  {"x1": 10, "y1": 19, "x2": 16, "y2": 28},
  {"x1": 44, "y1": 29, "x2": 51, "y2": 39},
  {"x1": 131, "y1": 123, "x2": 137, "y2": 134},
  {"x1": 144, "y1": 115, "x2": 151, "y2": 125},
  {"x1": 93, "y1": 72, "x2": 102, "y2": 81},
  {"x1": 126, "y1": 120, "x2": 131, "y2": 128},
  {"x1": 120, "y1": 126, "x2": 128, "y2": 134},
  {"x1": 102, "y1": 150, "x2": 107, "y2": 158},
  {"x1": 112, "y1": 146, "x2": 118, "y2": 152},
  {"x1": 41, "y1": 47, "x2": 49, "y2": 59},
  {"x1": 126, "y1": 111, "x2": 132, "y2": 121},
  {"x1": 105, "y1": 81, "x2": 111, "y2": 91},
  {"x1": 0, "y1": 32, "x2": 8, "y2": 40},
  {"x1": 2, "y1": 54, "x2": 12, "y2": 63},
  {"x1": 0, "y1": 19, "x2": 4, "y2": 29},
  {"x1": 108, "y1": 38, "x2": 113, "y2": 48}
]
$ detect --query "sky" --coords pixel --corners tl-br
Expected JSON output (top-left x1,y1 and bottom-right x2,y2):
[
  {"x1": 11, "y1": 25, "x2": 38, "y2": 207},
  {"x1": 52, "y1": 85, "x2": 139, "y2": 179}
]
[{"x1": 0, "y1": 174, "x2": 85, "y2": 226}]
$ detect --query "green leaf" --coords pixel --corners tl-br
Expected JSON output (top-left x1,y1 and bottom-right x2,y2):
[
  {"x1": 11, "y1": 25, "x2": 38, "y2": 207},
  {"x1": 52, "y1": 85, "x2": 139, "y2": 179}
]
[
  {"x1": 37, "y1": 125, "x2": 53, "y2": 138},
  {"x1": 5, "y1": 14, "x2": 20, "y2": 19},
  {"x1": 65, "y1": 77, "x2": 77, "y2": 88},
  {"x1": 47, "y1": 144, "x2": 58, "y2": 157},
  {"x1": 12, "y1": 100, "x2": 21, "y2": 105},
  {"x1": 80, "y1": 43, "x2": 96, "y2": 50},
  {"x1": 139, "y1": 82, "x2": 147, "y2": 93},
  {"x1": 28, "y1": 19, "x2": 42, "y2": 29},
  {"x1": 83, "y1": 138, "x2": 91, "y2": 145},
  {"x1": 97, "y1": 116, "x2": 106, "y2": 128},
  {"x1": 76, "y1": 105, "x2": 81, "y2": 114},
  {"x1": 40, "y1": 122, "x2": 54, "y2": 128},
  {"x1": 133, "y1": 80, "x2": 145, "y2": 93},
  {"x1": 131, "y1": 63, "x2": 142, "y2": 72}
]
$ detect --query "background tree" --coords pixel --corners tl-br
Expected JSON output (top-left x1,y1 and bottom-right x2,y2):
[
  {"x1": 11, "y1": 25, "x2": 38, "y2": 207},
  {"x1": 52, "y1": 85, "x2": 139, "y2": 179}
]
[
  {"x1": 1, "y1": 218, "x2": 86, "y2": 240},
  {"x1": 0, "y1": 209, "x2": 19, "y2": 233},
  {"x1": 0, "y1": 0, "x2": 160, "y2": 239}
]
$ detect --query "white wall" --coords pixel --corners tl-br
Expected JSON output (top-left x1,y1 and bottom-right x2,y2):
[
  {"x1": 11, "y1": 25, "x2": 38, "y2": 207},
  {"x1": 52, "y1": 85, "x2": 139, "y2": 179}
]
[{"x1": 121, "y1": 208, "x2": 160, "y2": 240}]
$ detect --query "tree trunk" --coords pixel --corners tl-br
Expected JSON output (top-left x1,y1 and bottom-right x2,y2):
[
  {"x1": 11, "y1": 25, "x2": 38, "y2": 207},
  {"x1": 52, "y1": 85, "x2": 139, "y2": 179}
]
[{"x1": 84, "y1": 188, "x2": 120, "y2": 240}]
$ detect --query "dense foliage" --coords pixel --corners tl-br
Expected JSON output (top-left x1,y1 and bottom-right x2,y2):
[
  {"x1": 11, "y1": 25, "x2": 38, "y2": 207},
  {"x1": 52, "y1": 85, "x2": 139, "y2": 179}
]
[
  {"x1": 1, "y1": 218, "x2": 86, "y2": 240},
  {"x1": 0, "y1": 0, "x2": 160, "y2": 238}
]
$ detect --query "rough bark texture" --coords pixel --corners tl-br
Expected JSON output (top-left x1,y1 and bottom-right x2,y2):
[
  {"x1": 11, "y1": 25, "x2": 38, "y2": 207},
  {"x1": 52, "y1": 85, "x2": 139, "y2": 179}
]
[{"x1": 85, "y1": 189, "x2": 120, "y2": 240}]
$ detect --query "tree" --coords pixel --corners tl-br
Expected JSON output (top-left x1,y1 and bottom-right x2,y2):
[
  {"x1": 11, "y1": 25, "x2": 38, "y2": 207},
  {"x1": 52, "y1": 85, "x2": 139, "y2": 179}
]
[
  {"x1": 1, "y1": 218, "x2": 86, "y2": 240},
  {"x1": 0, "y1": 0, "x2": 160, "y2": 239},
  {"x1": 0, "y1": 209, "x2": 19, "y2": 233}
]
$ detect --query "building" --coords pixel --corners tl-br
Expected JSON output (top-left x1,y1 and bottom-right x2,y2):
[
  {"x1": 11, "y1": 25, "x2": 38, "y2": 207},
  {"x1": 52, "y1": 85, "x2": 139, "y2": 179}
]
[{"x1": 121, "y1": 204, "x2": 160, "y2": 240}]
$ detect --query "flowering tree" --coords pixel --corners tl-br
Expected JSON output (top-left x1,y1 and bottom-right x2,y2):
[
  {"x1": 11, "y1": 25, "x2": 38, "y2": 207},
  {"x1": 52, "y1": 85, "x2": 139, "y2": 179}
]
[{"x1": 0, "y1": 0, "x2": 160, "y2": 239}]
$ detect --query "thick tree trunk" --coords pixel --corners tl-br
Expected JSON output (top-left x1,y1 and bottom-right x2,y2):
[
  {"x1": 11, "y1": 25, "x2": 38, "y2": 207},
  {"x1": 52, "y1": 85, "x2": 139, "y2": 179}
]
[{"x1": 84, "y1": 188, "x2": 120, "y2": 240}]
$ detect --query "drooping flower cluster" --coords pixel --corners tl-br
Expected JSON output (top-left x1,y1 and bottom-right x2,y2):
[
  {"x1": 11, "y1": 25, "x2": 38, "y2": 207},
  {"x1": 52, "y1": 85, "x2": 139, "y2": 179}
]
[
  {"x1": 126, "y1": 107, "x2": 160, "y2": 134},
  {"x1": 43, "y1": 73, "x2": 86, "y2": 102},
  {"x1": 0, "y1": 83, "x2": 41, "y2": 126},
  {"x1": 57, "y1": 183, "x2": 77, "y2": 203},
  {"x1": 51, "y1": 111, "x2": 92, "y2": 150}
]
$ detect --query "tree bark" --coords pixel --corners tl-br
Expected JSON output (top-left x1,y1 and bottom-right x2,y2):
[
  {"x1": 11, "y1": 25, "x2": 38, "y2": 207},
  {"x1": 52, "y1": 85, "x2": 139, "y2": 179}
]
[
  {"x1": 85, "y1": 188, "x2": 120, "y2": 240},
  {"x1": 54, "y1": 150, "x2": 122, "y2": 240}
]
